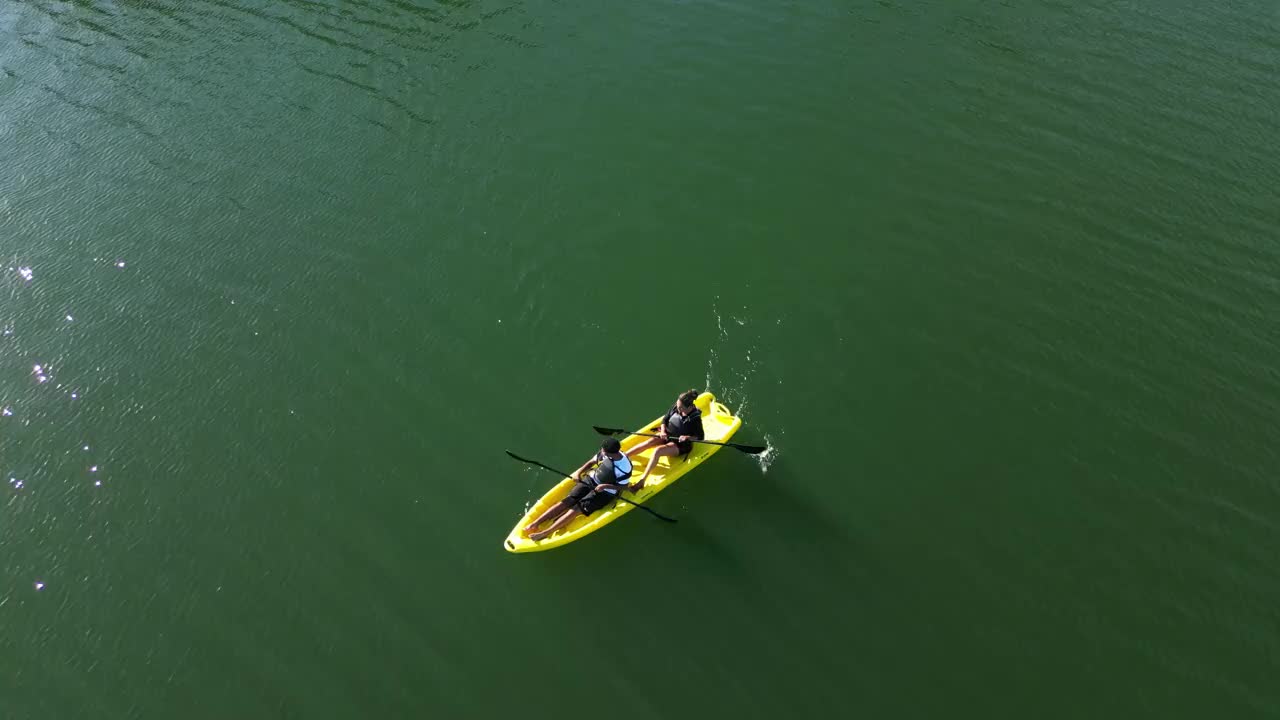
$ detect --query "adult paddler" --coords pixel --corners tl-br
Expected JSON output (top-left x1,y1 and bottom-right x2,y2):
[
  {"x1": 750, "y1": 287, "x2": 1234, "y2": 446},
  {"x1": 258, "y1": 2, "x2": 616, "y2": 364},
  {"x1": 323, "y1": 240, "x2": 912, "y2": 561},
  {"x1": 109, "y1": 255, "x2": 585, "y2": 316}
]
[
  {"x1": 523, "y1": 437, "x2": 635, "y2": 541},
  {"x1": 626, "y1": 389, "x2": 705, "y2": 492}
]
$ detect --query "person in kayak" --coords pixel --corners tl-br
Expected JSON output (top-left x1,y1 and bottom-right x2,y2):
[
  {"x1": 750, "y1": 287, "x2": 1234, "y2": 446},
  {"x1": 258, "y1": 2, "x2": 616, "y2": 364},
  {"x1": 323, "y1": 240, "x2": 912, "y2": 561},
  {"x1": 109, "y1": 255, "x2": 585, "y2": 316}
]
[
  {"x1": 523, "y1": 437, "x2": 635, "y2": 541},
  {"x1": 626, "y1": 388, "x2": 705, "y2": 491}
]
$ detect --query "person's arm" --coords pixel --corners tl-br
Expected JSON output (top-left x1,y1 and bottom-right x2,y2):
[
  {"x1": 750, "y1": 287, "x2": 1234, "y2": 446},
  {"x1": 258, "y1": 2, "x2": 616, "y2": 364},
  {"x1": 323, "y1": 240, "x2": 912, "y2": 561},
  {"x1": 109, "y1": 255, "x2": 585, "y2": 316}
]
[
  {"x1": 594, "y1": 483, "x2": 619, "y2": 494},
  {"x1": 572, "y1": 456, "x2": 595, "y2": 480}
]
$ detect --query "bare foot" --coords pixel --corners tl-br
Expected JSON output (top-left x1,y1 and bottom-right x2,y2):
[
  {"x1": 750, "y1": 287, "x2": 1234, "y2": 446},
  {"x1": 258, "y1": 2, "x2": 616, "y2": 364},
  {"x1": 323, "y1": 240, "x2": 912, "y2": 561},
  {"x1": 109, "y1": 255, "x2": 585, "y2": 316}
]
[
  {"x1": 529, "y1": 529, "x2": 551, "y2": 542},
  {"x1": 523, "y1": 522, "x2": 542, "y2": 536}
]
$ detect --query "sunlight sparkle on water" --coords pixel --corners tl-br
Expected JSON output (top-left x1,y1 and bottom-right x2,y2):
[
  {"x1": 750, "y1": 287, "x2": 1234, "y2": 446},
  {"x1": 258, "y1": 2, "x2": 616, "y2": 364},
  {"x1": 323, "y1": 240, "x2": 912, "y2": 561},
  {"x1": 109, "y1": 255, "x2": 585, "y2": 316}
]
[{"x1": 17, "y1": 267, "x2": 33, "y2": 281}]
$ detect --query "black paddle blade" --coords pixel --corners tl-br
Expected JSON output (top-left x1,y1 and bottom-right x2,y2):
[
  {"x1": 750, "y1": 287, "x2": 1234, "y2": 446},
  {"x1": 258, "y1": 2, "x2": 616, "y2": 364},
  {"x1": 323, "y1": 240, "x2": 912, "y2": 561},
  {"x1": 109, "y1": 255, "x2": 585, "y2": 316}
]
[
  {"x1": 505, "y1": 450, "x2": 574, "y2": 479},
  {"x1": 736, "y1": 444, "x2": 768, "y2": 455},
  {"x1": 592, "y1": 426, "x2": 625, "y2": 436},
  {"x1": 649, "y1": 509, "x2": 679, "y2": 523},
  {"x1": 615, "y1": 495, "x2": 677, "y2": 523}
]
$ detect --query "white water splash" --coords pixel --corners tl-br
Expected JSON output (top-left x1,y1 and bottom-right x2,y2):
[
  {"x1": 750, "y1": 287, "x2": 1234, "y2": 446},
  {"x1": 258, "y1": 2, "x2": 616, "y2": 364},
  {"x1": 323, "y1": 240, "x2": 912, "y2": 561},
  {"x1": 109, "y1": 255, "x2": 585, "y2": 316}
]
[
  {"x1": 704, "y1": 298, "x2": 789, "y2": 473},
  {"x1": 706, "y1": 296, "x2": 728, "y2": 391},
  {"x1": 752, "y1": 434, "x2": 781, "y2": 474}
]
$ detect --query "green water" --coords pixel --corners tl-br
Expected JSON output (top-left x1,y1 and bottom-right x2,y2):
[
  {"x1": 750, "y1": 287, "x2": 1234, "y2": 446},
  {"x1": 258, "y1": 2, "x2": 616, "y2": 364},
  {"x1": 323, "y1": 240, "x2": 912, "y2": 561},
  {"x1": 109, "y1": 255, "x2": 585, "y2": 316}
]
[{"x1": 3, "y1": 0, "x2": 1279, "y2": 717}]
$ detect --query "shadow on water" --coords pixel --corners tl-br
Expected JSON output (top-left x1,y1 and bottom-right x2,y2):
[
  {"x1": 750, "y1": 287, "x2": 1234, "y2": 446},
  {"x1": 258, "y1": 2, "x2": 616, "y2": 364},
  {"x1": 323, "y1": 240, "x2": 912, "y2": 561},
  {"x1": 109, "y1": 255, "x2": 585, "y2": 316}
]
[
  {"x1": 499, "y1": 448, "x2": 916, "y2": 628},
  {"x1": 491, "y1": 450, "x2": 938, "y2": 714},
  {"x1": 669, "y1": 452, "x2": 919, "y2": 623},
  {"x1": 690, "y1": 452, "x2": 859, "y2": 547}
]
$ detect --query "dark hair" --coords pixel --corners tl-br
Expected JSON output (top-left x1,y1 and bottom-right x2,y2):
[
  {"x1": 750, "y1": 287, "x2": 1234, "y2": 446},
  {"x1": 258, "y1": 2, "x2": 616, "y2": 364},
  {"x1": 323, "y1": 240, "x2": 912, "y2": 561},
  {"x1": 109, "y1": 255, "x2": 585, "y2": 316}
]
[
  {"x1": 677, "y1": 389, "x2": 699, "y2": 409},
  {"x1": 601, "y1": 437, "x2": 622, "y2": 453}
]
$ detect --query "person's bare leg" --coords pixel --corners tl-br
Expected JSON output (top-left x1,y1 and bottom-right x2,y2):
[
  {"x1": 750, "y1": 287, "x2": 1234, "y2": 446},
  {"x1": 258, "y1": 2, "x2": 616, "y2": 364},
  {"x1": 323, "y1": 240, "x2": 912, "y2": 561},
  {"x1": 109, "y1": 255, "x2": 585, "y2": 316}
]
[
  {"x1": 625, "y1": 437, "x2": 660, "y2": 459},
  {"x1": 524, "y1": 500, "x2": 571, "y2": 535},
  {"x1": 634, "y1": 443, "x2": 680, "y2": 489},
  {"x1": 529, "y1": 507, "x2": 582, "y2": 541}
]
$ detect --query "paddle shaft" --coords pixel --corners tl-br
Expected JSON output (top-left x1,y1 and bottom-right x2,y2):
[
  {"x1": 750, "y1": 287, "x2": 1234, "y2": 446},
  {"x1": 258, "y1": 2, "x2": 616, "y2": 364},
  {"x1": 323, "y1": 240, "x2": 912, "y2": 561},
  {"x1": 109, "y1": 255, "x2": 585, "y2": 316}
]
[
  {"x1": 504, "y1": 451, "x2": 677, "y2": 523},
  {"x1": 594, "y1": 426, "x2": 767, "y2": 454}
]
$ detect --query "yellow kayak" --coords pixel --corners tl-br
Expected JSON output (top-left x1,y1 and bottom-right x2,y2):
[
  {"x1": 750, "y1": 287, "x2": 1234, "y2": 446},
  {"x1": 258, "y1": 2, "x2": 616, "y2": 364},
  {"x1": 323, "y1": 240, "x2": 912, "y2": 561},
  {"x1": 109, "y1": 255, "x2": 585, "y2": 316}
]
[{"x1": 504, "y1": 392, "x2": 742, "y2": 553}]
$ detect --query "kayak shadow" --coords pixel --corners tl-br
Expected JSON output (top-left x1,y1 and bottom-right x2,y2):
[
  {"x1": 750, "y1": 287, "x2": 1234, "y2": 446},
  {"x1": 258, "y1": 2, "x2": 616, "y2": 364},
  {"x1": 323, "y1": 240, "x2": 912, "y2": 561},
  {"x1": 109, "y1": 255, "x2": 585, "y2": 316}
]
[
  {"x1": 502, "y1": 453, "x2": 914, "y2": 667},
  {"x1": 624, "y1": 452, "x2": 866, "y2": 585},
  {"x1": 507, "y1": 453, "x2": 868, "y2": 592},
  {"x1": 693, "y1": 452, "x2": 855, "y2": 545}
]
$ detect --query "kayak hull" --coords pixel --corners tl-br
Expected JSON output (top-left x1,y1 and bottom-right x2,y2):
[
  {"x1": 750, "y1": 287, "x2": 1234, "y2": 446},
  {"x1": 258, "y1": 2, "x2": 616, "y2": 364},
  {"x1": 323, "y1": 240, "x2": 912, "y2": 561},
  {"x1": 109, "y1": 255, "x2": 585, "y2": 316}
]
[{"x1": 503, "y1": 392, "x2": 742, "y2": 553}]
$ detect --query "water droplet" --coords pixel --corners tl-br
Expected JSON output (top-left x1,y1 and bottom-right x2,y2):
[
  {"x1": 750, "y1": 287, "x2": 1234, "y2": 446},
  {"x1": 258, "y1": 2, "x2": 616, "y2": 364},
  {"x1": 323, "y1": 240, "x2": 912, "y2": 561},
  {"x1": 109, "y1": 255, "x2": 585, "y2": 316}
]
[
  {"x1": 36, "y1": 375, "x2": 48, "y2": 384},
  {"x1": 65, "y1": 315, "x2": 74, "y2": 322},
  {"x1": 115, "y1": 261, "x2": 126, "y2": 268},
  {"x1": 89, "y1": 466, "x2": 99, "y2": 473},
  {"x1": 34, "y1": 581, "x2": 44, "y2": 591},
  {"x1": 17, "y1": 267, "x2": 33, "y2": 281},
  {"x1": 94, "y1": 480, "x2": 102, "y2": 487},
  {"x1": 83, "y1": 445, "x2": 90, "y2": 451},
  {"x1": 2, "y1": 408, "x2": 11, "y2": 417}
]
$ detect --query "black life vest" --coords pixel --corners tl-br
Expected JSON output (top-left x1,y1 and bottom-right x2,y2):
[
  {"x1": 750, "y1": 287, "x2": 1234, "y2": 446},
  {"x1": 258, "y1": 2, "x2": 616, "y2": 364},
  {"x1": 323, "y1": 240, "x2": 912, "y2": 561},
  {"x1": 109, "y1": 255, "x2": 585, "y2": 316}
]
[{"x1": 664, "y1": 406, "x2": 702, "y2": 437}]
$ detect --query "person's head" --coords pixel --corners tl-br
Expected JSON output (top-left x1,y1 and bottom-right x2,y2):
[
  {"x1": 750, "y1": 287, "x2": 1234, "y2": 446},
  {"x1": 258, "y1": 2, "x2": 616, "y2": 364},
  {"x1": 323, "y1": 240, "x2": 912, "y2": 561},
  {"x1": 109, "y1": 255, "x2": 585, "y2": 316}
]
[
  {"x1": 676, "y1": 389, "x2": 698, "y2": 415},
  {"x1": 601, "y1": 437, "x2": 622, "y2": 456}
]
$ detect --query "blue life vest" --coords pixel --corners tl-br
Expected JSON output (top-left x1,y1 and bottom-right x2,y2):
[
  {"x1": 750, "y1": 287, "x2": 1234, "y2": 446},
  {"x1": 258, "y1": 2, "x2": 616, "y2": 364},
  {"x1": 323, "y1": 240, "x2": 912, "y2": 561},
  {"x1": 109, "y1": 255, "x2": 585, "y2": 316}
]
[{"x1": 588, "y1": 451, "x2": 633, "y2": 494}]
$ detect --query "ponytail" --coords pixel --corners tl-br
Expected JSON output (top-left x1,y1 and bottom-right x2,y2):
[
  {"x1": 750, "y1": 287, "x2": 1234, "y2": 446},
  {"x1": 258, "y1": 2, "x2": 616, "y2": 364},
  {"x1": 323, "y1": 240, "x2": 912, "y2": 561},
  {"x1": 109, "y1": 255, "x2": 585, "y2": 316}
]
[{"x1": 677, "y1": 389, "x2": 699, "y2": 409}]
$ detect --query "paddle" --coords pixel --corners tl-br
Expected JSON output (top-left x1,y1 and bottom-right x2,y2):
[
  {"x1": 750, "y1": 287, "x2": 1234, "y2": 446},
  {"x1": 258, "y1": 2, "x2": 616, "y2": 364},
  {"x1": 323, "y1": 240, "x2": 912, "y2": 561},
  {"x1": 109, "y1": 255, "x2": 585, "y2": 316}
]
[
  {"x1": 591, "y1": 426, "x2": 768, "y2": 455},
  {"x1": 504, "y1": 450, "x2": 677, "y2": 523}
]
